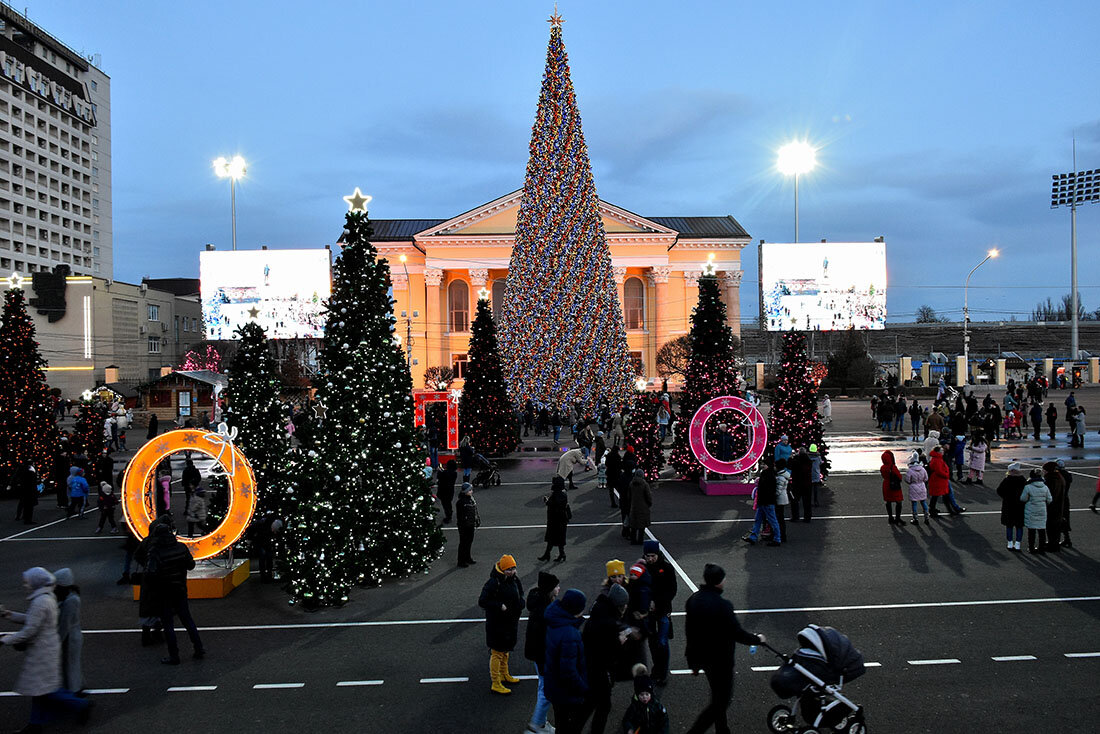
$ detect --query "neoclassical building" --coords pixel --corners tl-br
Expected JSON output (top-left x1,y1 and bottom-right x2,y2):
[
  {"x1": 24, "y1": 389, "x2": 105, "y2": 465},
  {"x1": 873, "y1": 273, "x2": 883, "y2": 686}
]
[{"x1": 372, "y1": 190, "x2": 750, "y2": 385}]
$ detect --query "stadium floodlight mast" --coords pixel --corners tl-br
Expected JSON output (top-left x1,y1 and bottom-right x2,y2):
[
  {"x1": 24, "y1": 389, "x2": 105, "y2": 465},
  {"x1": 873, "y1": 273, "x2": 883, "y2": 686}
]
[
  {"x1": 1050, "y1": 142, "x2": 1099, "y2": 363},
  {"x1": 777, "y1": 141, "x2": 817, "y2": 242},
  {"x1": 213, "y1": 155, "x2": 247, "y2": 250},
  {"x1": 963, "y1": 248, "x2": 998, "y2": 379}
]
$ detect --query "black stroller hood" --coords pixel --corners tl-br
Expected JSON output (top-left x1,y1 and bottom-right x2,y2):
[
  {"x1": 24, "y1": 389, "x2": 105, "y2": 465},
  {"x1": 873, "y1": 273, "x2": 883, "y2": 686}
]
[
  {"x1": 770, "y1": 625, "x2": 866, "y2": 699},
  {"x1": 807, "y1": 625, "x2": 866, "y2": 683}
]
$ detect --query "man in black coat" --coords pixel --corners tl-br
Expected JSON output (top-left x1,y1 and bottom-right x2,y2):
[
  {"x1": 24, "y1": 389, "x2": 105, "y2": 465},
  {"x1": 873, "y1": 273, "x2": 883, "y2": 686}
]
[
  {"x1": 524, "y1": 572, "x2": 559, "y2": 733},
  {"x1": 12, "y1": 462, "x2": 39, "y2": 525},
  {"x1": 582, "y1": 583, "x2": 631, "y2": 734},
  {"x1": 455, "y1": 483, "x2": 480, "y2": 567},
  {"x1": 147, "y1": 523, "x2": 204, "y2": 664},
  {"x1": 788, "y1": 449, "x2": 812, "y2": 523},
  {"x1": 436, "y1": 459, "x2": 458, "y2": 524},
  {"x1": 643, "y1": 540, "x2": 678, "y2": 684},
  {"x1": 684, "y1": 564, "x2": 765, "y2": 734}
]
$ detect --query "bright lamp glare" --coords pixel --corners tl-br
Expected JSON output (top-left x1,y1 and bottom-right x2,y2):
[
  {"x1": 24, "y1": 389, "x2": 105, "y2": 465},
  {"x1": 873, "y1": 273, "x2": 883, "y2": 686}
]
[
  {"x1": 988, "y1": 248, "x2": 999, "y2": 258},
  {"x1": 777, "y1": 141, "x2": 817, "y2": 176},
  {"x1": 213, "y1": 155, "x2": 247, "y2": 180}
]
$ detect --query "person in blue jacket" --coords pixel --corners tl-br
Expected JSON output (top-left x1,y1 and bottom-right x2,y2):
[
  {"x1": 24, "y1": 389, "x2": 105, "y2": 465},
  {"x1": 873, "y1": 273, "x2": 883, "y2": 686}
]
[
  {"x1": 773, "y1": 435, "x2": 793, "y2": 465},
  {"x1": 544, "y1": 589, "x2": 589, "y2": 734},
  {"x1": 65, "y1": 467, "x2": 89, "y2": 519}
]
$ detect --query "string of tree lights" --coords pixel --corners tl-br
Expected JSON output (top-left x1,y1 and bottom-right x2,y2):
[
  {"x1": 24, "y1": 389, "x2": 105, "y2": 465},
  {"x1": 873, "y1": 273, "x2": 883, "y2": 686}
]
[
  {"x1": 281, "y1": 203, "x2": 443, "y2": 608},
  {"x1": 624, "y1": 391, "x2": 665, "y2": 482},
  {"x1": 769, "y1": 331, "x2": 828, "y2": 471},
  {"x1": 457, "y1": 294, "x2": 519, "y2": 457},
  {"x1": 498, "y1": 20, "x2": 633, "y2": 411}
]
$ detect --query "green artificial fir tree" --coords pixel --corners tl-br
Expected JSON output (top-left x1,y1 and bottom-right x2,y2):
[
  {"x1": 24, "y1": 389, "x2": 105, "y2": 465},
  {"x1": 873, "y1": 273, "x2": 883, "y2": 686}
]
[
  {"x1": 499, "y1": 15, "x2": 633, "y2": 410},
  {"x1": 670, "y1": 272, "x2": 742, "y2": 479},
  {"x1": 769, "y1": 331, "x2": 828, "y2": 468},
  {"x1": 458, "y1": 296, "x2": 519, "y2": 456},
  {"x1": 225, "y1": 322, "x2": 290, "y2": 519},
  {"x1": 0, "y1": 287, "x2": 58, "y2": 480},
  {"x1": 282, "y1": 198, "x2": 443, "y2": 607},
  {"x1": 624, "y1": 392, "x2": 665, "y2": 482},
  {"x1": 72, "y1": 402, "x2": 107, "y2": 460}
]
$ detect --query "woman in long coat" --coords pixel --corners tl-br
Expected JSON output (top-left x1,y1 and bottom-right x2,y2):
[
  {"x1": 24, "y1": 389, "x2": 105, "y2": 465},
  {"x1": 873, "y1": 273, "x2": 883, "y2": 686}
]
[
  {"x1": 0, "y1": 567, "x2": 90, "y2": 728},
  {"x1": 53, "y1": 568, "x2": 83, "y2": 693},
  {"x1": 478, "y1": 555, "x2": 524, "y2": 695},
  {"x1": 1042, "y1": 461, "x2": 1066, "y2": 553},
  {"x1": 966, "y1": 433, "x2": 988, "y2": 484},
  {"x1": 1021, "y1": 469, "x2": 1053, "y2": 554},
  {"x1": 627, "y1": 469, "x2": 653, "y2": 545},
  {"x1": 996, "y1": 463, "x2": 1027, "y2": 551},
  {"x1": 880, "y1": 451, "x2": 903, "y2": 525},
  {"x1": 905, "y1": 452, "x2": 929, "y2": 525},
  {"x1": 539, "y1": 476, "x2": 572, "y2": 562},
  {"x1": 927, "y1": 447, "x2": 952, "y2": 516}
]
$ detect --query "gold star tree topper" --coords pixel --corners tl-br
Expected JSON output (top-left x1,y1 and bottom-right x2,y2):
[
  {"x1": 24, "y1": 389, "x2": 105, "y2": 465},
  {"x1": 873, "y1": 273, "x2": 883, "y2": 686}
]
[
  {"x1": 343, "y1": 187, "x2": 372, "y2": 213},
  {"x1": 548, "y1": 3, "x2": 564, "y2": 26}
]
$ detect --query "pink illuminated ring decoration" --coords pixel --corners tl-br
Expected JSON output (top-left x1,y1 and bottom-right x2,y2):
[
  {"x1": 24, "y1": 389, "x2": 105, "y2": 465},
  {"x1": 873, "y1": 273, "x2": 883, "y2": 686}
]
[{"x1": 688, "y1": 396, "x2": 768, "y2": 475}]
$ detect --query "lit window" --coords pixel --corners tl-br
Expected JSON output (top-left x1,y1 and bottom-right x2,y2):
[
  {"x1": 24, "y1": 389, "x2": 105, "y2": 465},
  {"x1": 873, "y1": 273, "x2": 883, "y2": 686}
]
[
  {"x1": 624, "y1": 277, "x2": 645, "y2": 330},
  {"x1": 448, "y1": 280, "x2": 469, "y2": 332}
]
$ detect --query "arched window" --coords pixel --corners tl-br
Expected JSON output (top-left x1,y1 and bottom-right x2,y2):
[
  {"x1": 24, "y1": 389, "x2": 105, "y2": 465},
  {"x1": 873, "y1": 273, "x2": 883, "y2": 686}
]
[
  {"x1": 624, "y1": 276, "x2": 645, "y2": 330},
  {"x1": 491, "y1": 278, "x2": 507, "y2": 322},
  {"x1": 448, "y1": 279, "x2": 469, "y2": 332}
]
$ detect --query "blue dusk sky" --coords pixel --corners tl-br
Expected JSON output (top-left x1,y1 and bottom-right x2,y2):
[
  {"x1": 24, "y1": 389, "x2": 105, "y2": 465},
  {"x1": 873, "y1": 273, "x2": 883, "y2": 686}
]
[{"x1": 24, "y1": 0, "x2": 1100, "y2": 323}]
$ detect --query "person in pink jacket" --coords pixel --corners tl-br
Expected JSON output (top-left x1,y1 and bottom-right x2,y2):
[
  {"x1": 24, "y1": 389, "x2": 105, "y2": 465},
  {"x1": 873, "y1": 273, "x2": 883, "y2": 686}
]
[{"x1": 905, "y1": 451, "x2": 929, "y2": 525}]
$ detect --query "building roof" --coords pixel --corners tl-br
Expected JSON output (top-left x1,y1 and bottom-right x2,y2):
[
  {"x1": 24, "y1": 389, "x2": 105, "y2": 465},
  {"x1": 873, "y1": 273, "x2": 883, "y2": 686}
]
[
  {"x1": 143, "y1": 370, "x2": 227, "y2": 391},
  {"x1": 142, "y1": 278, "x2": 201, "y2": 296},
  {"x1": 369, "y1": 219, "x2": 447, "y2": 242},
  {"x1": 646, "y1": 216, "x2": 750, "y2": 239}
]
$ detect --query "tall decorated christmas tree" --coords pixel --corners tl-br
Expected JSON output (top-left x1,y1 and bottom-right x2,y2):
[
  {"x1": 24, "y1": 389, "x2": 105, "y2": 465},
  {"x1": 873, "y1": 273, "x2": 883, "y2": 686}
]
[
  {"x1": 670, "y1": 271, "x2": 742, "y2": 479},
  {"x1": 624, "y1": 392, "x2": 665, "y2": 482},
  {"x1": 458, "y1": 296, "x2": 519, "y2": 456},
  {"x1": 72, "y1": 402, "x2": 107, "y2": 459},
  {"x1": 499, "y1": 13, "x2": 633, "y2": 411},
  {"x1": 225, "y1": 322, "x2": 290, "y2": 519},
  {"x1": 0, "y1": 287, "x2": 58, "y2": 480},
  {"x1": 282, "y1": 191, "x2": 443, "y2": 607},
  {"x1": 769, "y1": 332, "x2": 827, "y2": 466}
]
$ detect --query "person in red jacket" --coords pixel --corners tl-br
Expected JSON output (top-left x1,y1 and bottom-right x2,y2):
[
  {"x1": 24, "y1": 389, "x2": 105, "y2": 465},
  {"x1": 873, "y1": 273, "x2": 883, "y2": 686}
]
[
  {"x1": 880, "y1": 451, "x2": 904, "y2": 525},
  {"x1": 927, "y1": 446, "x2": 962, "y2": 517}
]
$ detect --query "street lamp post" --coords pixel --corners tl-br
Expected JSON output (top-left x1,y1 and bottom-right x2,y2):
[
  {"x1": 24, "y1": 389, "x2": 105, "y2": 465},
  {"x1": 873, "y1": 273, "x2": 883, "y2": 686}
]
[
  {"x1": 777, "y1": 141, "x2": 817, "y2": 242},
  {"x1": 213, "y1": 155, "x2": 247, "y2": 250},
  {"x1": 399, "y1": 253, "x2": 412, "y2": 368},
  {"x1": 963, "y1": 249, "x2": 998, "y2": 380},
  {"x1": 1050, "y1": 145, "x2": 1099, "y2": 362}
]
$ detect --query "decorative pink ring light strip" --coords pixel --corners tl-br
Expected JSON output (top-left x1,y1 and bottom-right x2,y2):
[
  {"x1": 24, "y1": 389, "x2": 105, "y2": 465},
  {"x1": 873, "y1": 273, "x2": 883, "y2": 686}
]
[{"x1": 688, "y1": 396, "x2": 768, "y2": 475}]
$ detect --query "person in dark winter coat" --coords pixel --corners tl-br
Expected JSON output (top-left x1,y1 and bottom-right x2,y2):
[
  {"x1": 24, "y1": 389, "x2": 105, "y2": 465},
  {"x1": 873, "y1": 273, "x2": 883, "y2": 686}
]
[
  {"x1": 621, "y1": 664, "x2": 670, "y2": 734},
  {"x1": 95, "y1": 481, "x2": 119, "y2": 533},
  {"x1": 525, "y1": 572, "x2": 560, "y2": 734},
  {"x1": 544, "y1": 590, "x2": 589, "y2": 734},
  {"x1": 455, "y1": 483, "x2": 480, "y2": 567},
  {"x1": 181, "y1": 458, "x2": 202, "y2": 512},
  {"x1": 1055, "y1": 459, "x2": 1074, "y2": 548},
  {"x1": 618, "y1": 449, "x2": 637, "y2": 538},
  {"x1": 997, "y1": 463, "x2": 1027, "y2": 551},
  {"x1": 146, "y1": 413, "x2": 159, "y2": 440},
  {"x1": 12, "y1": 462, "x2": 39, "y2": 525},
  {"x1": 643, "y1": 540, "x2": 677, "y2": 684},
  {"x1": 683, "y1": 564, "x2": 765, "y2": 734},
  {"x1": 605, "y1": 446, "x2": 622, "y2": 508},
  {"x1": 436, "y1": 459, "x2": 458, "y2": 524},
  {"x1": 746, "y1": 461, "x2": 782, "y2": 544},
  {"x1": 539, "y1": 476, "x2": 573, "y2": 562},
  {"x1": 147, "y1": 524, "x2": 204, "y2": 664},
  {"x1": 583, "y1": 583, "x2": 632, "y2": 734},
  {"x1": 1042, "y1": 461, "x2": 1066, "y2": 553},
  {"x1": 478, "y1": 554, "x2": 524, "y2": 695},
  {"x1": 628, "y1": 469, "x2": 653, "y2": 545},
  {"x1": 789, "y1": 448, "x2": 813, "y2": 522}
]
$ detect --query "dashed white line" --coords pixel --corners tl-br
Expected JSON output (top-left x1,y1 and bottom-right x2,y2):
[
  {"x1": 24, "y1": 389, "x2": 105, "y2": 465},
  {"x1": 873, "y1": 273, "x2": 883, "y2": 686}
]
[
  {"x1": 84, "y1": 688, "x2": 130, "y2": 694},
  {"x1": 420, "y1": 677, "x2": 469, "y2": 684},
  {"x1": 993, "y1": 655, "x2": 1036, "y2": 662},
  {"x1": 864, "y1": 662, "x2": 882, "y2": 668},
  {"x1": 512, "y1": 675, "x2": 540, "y2": 681},
  {"x1": 751, "y1": 665, "x2": 780, "y2": 672},
  {"x1": 908, "y1": 658, "x2": 961, "y2": 666},
  {"x1": 336, "y1": 680, "x2": 384, "y2": 687},
  {"x1": 253, "y1": 682, "x2": 304, "y2": 689},
  {"x1": 1065, "y1": 652, "x2": 1100, "y2": 658},
  {"x1": 0, "y1": 691, "x2": 19, "y2": 697},
  {"x1": 167, "y1": 685, "x2": 217, "y2": 692}
]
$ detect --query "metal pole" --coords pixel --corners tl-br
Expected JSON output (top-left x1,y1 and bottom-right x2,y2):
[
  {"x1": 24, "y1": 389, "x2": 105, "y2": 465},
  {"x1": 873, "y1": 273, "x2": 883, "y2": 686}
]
[
  {"x1": 794, "y1": 173, "x2": 800, "y2": 243},
  {"x1": 963, "y1": 253, "x2": 992, "y2": 384},
  {"x1": 230, "y1": 177, "x2": 237, "y2": 251},
  {"x1": 402, "y1": 262, "x2": 412, "y2": 368},
  {"x1": 1071, "y1": 135, "x2": 1079, "y2": 362}
]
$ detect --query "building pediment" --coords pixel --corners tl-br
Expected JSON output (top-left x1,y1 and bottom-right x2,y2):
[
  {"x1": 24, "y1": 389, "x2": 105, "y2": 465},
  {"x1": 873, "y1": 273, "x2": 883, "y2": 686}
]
[{"x1": 414, "y1": 190, "x2": 679, "y2": 244}]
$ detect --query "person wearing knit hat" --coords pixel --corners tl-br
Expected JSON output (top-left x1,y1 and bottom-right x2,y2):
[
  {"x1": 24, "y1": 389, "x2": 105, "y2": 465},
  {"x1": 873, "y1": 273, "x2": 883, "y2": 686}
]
[
  {"x1": 479, "y1": 554, "x2": 524, "y2": 695},
  {"x1": 524, "y1": 572, "x2": 560, "y2": 733},
  {"x1": 621, "y1": 663, "x2": 669, "y2": 734},
  {"x1": 605, "y1": 559, "x2": 626, "y2": 590},
  {"x1": 1, "y1": 567, "x2": 92, "y2": 728}
]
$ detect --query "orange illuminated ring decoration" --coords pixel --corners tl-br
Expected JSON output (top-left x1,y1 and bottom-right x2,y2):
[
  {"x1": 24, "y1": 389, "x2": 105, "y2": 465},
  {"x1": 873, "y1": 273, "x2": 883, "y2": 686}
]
[{"x1": 121, "y1": 427, "x2": 257, "y2": 560}]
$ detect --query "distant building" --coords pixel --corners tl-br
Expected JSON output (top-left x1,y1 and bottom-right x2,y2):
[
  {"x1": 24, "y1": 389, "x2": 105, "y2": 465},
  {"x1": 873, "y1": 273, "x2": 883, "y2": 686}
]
[
  {"x1": 0, "y1": 5, "x2": 112, "y2": 278},
  {"x1": 2, "y1": 273, "x2": 202, "y2": 397}
]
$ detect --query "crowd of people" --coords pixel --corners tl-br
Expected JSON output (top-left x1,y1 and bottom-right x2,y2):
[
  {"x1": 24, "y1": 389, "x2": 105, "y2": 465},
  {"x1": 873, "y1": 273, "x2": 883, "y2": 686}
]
[{"x1": 476, "y1": 552, "x2": 762, "y2": 734}]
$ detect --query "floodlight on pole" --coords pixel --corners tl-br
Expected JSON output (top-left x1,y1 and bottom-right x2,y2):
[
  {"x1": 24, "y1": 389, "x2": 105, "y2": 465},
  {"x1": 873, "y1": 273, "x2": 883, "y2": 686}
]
[
  {"x1": 777, "y1": 141, "x2": 817, "y2": 242},
  {"x1": 963, "y1": 248, "x2": 998, "y2": 378},
  {"x1": 1050, "y1": 141, "x2": 1099, "y2": 363},
  {"x1": 213, "y1": 155, "x2": 247, "y2": 250}
]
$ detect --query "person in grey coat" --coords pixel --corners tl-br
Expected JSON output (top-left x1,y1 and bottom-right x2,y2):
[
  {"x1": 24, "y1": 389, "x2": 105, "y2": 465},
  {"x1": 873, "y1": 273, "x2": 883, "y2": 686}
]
[
  {"x1": 1020, "y1": 469, "x2": 1053, "y2": 554},
  {"x1": 0, "y1": 567, "x2": 91, "y2": 729},
  {"x1": 53, "y1": 568, "x2": 83, "y2": 693}
]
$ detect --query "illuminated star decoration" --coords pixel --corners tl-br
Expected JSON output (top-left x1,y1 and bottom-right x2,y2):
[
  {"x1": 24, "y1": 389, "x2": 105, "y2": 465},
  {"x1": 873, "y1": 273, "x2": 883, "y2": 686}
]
[
  {"x1": 8, "y1": 271, "x2": 25, "y2": 289},
  {"x1": 247, "y1": 306, "x2": 260, "y2": 319},
  {"x1": 343, "y1": 187, "x2": 372, "y2": 213},
  {"x1": 477, "y1": 287, "x2": 490, "y2": 301},
  {"x1": 548, "y1": 3, "x2": 564, "y2": 26}
]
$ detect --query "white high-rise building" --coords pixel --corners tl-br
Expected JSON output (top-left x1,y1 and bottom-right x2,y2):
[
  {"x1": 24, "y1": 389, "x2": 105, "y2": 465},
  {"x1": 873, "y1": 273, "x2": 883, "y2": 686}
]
[{"x1": 0, "y1": 5, "x2": 111, "y2": 278}]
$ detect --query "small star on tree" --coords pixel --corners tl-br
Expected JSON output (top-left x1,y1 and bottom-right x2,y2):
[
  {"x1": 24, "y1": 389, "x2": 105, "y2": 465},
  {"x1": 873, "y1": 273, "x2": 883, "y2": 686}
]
[
  {"x1": 247, "y1": 306, "x2": 260, "y2": 319},
  {"x1": 343, "y1": 187, "x2": 372, "y2": 213},
  {"x1": 8, "y1": 272, "x2": 26, "y2": 289},
  {"x1": 548, "y1": 3, "x2": 564, "y2": 26}
]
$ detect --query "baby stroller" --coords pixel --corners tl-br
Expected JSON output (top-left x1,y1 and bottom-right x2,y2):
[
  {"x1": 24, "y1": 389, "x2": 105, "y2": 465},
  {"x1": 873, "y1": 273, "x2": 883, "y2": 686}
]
[
  {"x1": 473, "y1": 454, "x2": 501, "y2": 488},
  {"x1": 765, "y1": 624, "x2": 868, "y2": 734}
]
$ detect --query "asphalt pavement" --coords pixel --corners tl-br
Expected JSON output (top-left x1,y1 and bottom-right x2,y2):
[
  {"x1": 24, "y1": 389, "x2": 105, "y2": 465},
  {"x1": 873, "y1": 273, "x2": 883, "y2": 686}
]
[{"x1": 2, "y1": 404, "x2": 1100, "y2": 733}]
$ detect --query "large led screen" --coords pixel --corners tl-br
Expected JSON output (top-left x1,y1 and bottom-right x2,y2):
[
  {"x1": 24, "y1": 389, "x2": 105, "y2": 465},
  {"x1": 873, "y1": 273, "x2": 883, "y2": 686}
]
[
  {"x1": 200, "y1": 249, "x2": 331, "y2": 340},
  {"x1": 760, "y1": 242, "x2": 887, "y2": 331}
]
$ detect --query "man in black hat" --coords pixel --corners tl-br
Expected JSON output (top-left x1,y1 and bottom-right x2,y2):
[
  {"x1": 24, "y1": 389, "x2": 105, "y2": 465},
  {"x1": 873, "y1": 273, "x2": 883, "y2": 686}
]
[{"x1": 683, "y1": 563, "x2": 765, "y2": 734}]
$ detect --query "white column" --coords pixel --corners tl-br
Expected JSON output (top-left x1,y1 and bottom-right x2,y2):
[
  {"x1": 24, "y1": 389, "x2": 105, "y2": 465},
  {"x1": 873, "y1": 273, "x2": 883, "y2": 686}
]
[{"x1": 721, "y1": 270, "x2": 743, "y2": 339}]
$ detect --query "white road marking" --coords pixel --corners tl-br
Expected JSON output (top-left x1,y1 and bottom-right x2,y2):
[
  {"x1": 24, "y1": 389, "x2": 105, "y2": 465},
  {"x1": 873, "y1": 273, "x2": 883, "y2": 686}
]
[
  {"x1": 253, "y1": 683, "x2": 304, "y2": 689},
  {"x1": 420, "y1": 677, "x2": 469, "y2": 684},
  {"x1": 513, "y1": 675, "x2": 540, "y2": 680},
  {"x1": 5, "y1": 536, "x2": 116, "y2": 542},
  {"x1": 670, "y1": 669, "x2": 694, "y2": 675},
  {"x1": 645, "y1": 527, "x2": 698, "y2": 593},
  {"x1": 992, "y1": 656, "x2": 1036, "y2": 662},
  {"x1": 167, "y1": 685, "x2": 217, "y2": 692},
  {"x1": 0, "y1": 516, "x2": 69, "y2": 541},
  {"x1": 864, "y1": 662, "x2": 882, "y2": 667},
  {"x1": 1065, "y1": 652, "x2": 1100, "y2": 658},
  {"x1": 78, "y1": 595, "x2": 1100, "y2": 635},
  {"x1": 751, "y1": 665, "x2": 780, "y2": 672},
  {"x1": 336, "y1": 680, "x2": 384, "y2": 687},
  {"x1": 85, "y1": 688, "x2": 130, "y2": 694},
  {"x1": 0, "y1": 691, "x2": 19, "y2": 697},
  {"x1": 908, "y1": 658, "x2": 961, "y2": 665}
]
